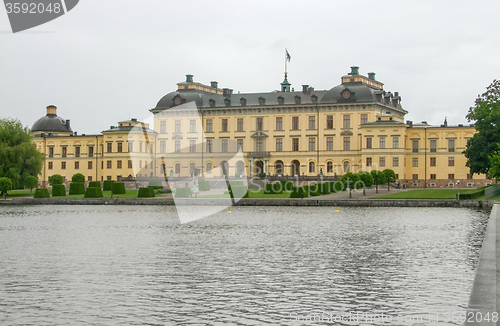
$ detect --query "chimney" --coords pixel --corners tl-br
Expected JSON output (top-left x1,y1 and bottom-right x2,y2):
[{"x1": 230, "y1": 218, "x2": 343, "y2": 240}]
[
  {"x1": 66, "y1": 119, "x2": 70, "y2": 130},
  {"x1": 302, "y1": 85, "x2": 309, "y2": 94},
  {"x1": 210, "y1": 81, "x2": 218, "y2": 89},
  {"x1": 348, "y1": 66, "x2": 359, "y2": 75},
  {"x1": 368, "y1": 72, "x2": 376, "y2": 80},
  {"x1": 46, "y1": 105, "x2": 57, "y2": 116},
  {"x1": 229, "y1": 89, "x2": 233, "y2": 96},
  {"x1": 186, "y1": 74, "x2": 193, "y2": 82},
  {"x1": 223, "y1": 88, "x2": 229, "y2": 97}
]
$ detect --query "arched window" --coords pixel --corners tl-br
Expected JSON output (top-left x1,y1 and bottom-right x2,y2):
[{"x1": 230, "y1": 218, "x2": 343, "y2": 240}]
[
  {"x1": 206, "y1": 162, "x2": 213, "y2": 174},
  {"x1": 175, "y1": 163, "x2": 180, "y2": 174},
  {"x1": 190, "y1": 163, "x2": 196, "y2": 175},
  {"x1": 309, "y1": 161, "x2": 315, "y2": 173},
  {"x1": 343, "y1": 161, "x2": 350, "y2": 173},
  {"x1": 327, "y1": 161, "x2": 333, "y2": 173}
]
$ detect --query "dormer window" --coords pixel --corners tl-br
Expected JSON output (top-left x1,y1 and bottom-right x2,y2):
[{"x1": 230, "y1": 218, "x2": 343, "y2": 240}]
[
  {"x1": 277, "y1": 96, "x2": 284, "y2": 105},
  {"x1": 294, "y1": 95, "x2": 301, "y2": 104},
  {"x1": 209, "y1": 99, "x2": 216, "y2": 108},
  {"x1": 224, "y1": 98, "x2": 231, "y2": 107},
  {"x1": 240, "y1": 98, "x2": 247, "y2": 106},
  {"x1": 311, "y1": 95, "x2": 318, "y2": 104},
  {"x1": 258, "y1": 97, "x2": 265, "y2": 105}
]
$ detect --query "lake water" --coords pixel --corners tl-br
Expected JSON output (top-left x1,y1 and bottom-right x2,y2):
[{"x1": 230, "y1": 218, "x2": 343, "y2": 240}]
[{"x1": 0, "y1": 205, "x2": 489, "y2": 325}]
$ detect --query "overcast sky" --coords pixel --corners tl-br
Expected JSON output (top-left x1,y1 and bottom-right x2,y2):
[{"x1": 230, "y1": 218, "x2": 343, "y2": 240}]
[{"x1": 1, "y1": 0, "x2": 499, "y2": 134}]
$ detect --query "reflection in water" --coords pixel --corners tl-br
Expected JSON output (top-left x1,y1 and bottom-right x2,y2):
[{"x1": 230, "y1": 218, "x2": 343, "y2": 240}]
[{"x1": 0, "y1": 205, "x2": 488, "y2": 325}]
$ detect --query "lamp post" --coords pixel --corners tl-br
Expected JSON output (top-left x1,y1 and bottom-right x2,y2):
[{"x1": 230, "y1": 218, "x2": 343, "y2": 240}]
[{"x1": 456, "y1": 180, "x2": 460, "y2": 200}]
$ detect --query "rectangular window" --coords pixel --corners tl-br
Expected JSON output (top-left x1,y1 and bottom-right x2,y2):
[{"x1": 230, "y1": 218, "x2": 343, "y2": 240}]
[
  {"x1": 361, "y1": 114, "x2": 368, "y2": 125},
  {"x1": 366, "y1": 137, "x2": 372, "y2": 149},
  {"x1": 88, "y1": 176, "x2": 92, "y2": 181},
  {"x1": 190, "y1": 140, "x2": 196, "y2": 153},
  {"x1": 393, "y1": 137, "x2": 399, "y2": 149},
  {"x1": 139, "y1": 142, "x2": 143, "y2": 153},
  {"x1": 107, "y1": 160, "x2": 112, "y2": 169},
  {"x1": 430, "y1": 139, "x2": 437, "y2": 152},
  {"x1": 128, "y1": 142, "x2": 133, "y2": 153},
  {"x1": 393, "y1": 157, "x2": 399, "y2": 167},
  {"x1": 222, "y1": 119, "x2": 228, "y2": 132},
  {"x1": 308, "y1": 116, "x2": 316, "y2": 130},
  {"x1": 366, "y1": 157, "x2": 372, "y2": 167},
  {"x1": 430, "y1": 174, "x2": 436, "y2": 180},
  {"x1": 75, "y1": 161, "x2": 79, "y2": 170},
  {"x1": 160, "y1": 121, "x2": 166, "y2": 133},
  {"x1": 48, "y1": 162, "x2": 53, "y2": 170},
  {"x1": 255, "y1": 139, "x2": 263, "y2": 152},
  {"x1": 75, "y1": 146, "x2": 80, "y2": 158},
  {"x1": 412, "y1": 158, "x2": 418, "y2": 167},
  {"x1": 448, "y1": 139, "x2": 455, "y2": 152},
  {"x1": 160, "y1": 141, "x2": 166, "y2": 154},
  {"x1": 412, "y1": 140, "x2": 419, "y2": 153},
  {"x1": 87, "y1": 160, "x2": 93, "y2": 169},
  {"x1": 107, "y1": 142, "x2": 112, "y2": 153},
  {"x1": 292, "y1": 138, "x2": 299, "y2": 151},
  {"x1": 292, "y1": 116, "x2": 299, "y2": 130},
  {"x1": 206, "y1": 140, "x2": 213, "y2": 153},
  {"x1": 448, "y1": 174, "x2": 455, "y2": 180},
  {"x1": 430, "y1": 157, "x2": 436, "y2": 166},
  {"x1": 61, "y1": 161, "x2": 66, "y2": 169},
  {"x1": 412, "y1": 174, "x2": 418, "y2": 180},
  {"x1": 326, "y1": 115, "x2": 333, "y2": 129},
  {"x1": 309, "y1": 138, "x2": 316, "y2": 151},
  {"x1": 62, "y1": 146, "x2": 67, "y2": 158},
  {"x1": 145, "y1": 161, "x2": 148, "y2": 169},
  {"x1": 343, "y1": 137, "x2": 350, "y2": 151},
  {"x1": 48, "y1": 147, "x2": 54, "y2": 158},
  {"x1": 326, "y1": 137, "x2": 333, "y2": 151},
  {"x1": 379, "y1": 157, "x2": 385, "y2": 167},
  {"x1": 276, "y1": 138, "x2": 283, "y2": 152},
  {"x1": 117, "y1": 142, "x2": 123, "y2": 153},
  {"x1": 222, "y1": 139, "x2": 228, "y2": 152},
  {"x1": 117, "y1": 160, "x2": 122, "y2": 169},
  {"x1": 139, "y1": 161, "x2": 142, "y2": 169},
  {"x1": 467, "y1": 174, "x2": 472, "y2": 179},
  {"x1": 175, "y1": 120, "x2": 181, "y2": 133},
  {"x1": 206, "y1": 119, "x2": 213, "y2": 132},
  {"x1": 128, "y1": 160, "x2": 132, "y2": 169},
  {"x1": 379, "y1": 137, "x2": 385, "y2": 149},
  {"x1": 237, "y1": 118, "x2": 244, "y2": 132},
  {"x1": 343, "y1": 115, "x2": 350, "y2": 129},
  {"x1": 175, "y1": 140, "x2": 181, "y2": 153},
  {"x1": 237, "y1": 139, "x2": 243, "y2": 151},
  {"x1": 190, "y1": 120, "x2": 196, "y2": 133},
  {"x1": 256, "y1": 117, "x2": 263, "y2": 131},
  {"x1": 448, "y1": 157, "x2": 454, "y2": 166},
  {"x1": 276, "y1": 117, "x2": 283, "y2": 131}
]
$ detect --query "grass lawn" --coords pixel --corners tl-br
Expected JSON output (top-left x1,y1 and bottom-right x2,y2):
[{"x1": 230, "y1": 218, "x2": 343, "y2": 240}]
[
  {"x1": 5, "y1": 189, "x2": 34, "y2": 198},
  {"x1": 373, "y1": 188, "x2": 479, "y2": 199},
  {"x1": 197, "y1": 189, "x2": 292, "y2": 199}
]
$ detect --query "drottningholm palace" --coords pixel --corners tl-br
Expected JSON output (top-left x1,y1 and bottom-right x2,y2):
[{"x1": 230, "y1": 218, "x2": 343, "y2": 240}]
[{"x1": 31, "y1": 67, "x2": 489, "y2": 188}]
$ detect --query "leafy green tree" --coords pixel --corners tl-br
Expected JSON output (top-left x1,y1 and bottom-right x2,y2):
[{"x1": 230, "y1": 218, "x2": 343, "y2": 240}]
[
  {"x1": 71, "y1": 173, "x2": 85, "y2": 183},
  {"x1": 487, "y1": 150, "x2": 500, "y2": 180},
  {"x1": 0, "y1": 177, "x2": 13, "y2": 198},
  {"x1": 48, "y1": 174, "x2": 64, "y2": 185},
  {"x1": 24, "y1": 175, "x2": 39, "y2": 195},
  {"x1": 382, "y1": 169, "x2": 396, "y2": 191},
  {"x1": 371, "y1": 170, "x2": 387, "y2": 193},
  {"x1": 357, "y1": 171, "x2": 374, "y2": 195},
  {"x1": 0, "y1": 118, "x2": 44, "y2": 189},
  {"x1": 341, "y1": 172, "x2": 361, "y2": 198},
  {"x1": 464, "y1": 80, "x2": 500, "y2": 175}
]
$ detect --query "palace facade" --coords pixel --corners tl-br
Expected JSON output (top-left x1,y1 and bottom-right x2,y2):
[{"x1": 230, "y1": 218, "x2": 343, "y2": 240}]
[{"x1": 31, "y1": 67, "x2": 488, "y2": 187}]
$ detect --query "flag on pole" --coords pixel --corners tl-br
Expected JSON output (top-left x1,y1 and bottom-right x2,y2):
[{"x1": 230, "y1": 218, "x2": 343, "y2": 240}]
[{"x1": 286, "y1": 49, "x2": 291, "y2": 62}]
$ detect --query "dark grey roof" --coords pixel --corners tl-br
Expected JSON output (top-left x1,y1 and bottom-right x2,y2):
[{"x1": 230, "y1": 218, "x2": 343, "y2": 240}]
[
  {"x1": 31, "y1": 114, "x2": 72, "y2": 133},
  {"x1": 102, "y1": 126, "x2": 157, "y2": 134},
  {"x1": 361, "y1": 120, "x2": 407, "y2": 126}
]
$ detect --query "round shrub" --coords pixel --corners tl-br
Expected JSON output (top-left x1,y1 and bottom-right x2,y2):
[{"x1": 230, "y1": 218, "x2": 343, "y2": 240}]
[
  {"x1": 138, "y1": 187, "x2": 156, "y2": 198},
  {"x1": 148, "y1": 180, "x2": 163, "y2": 189},
  {"x1": 69, "y1": 182, "x2": 85, "y2": 195},
  {"x1": 48, "y1": 174, "x2": 64, "y2": 185},
  {"x1": 84, "y1": 187, "x2": 103, "y2": 198},
  {"x1": 175, "y1": 187, "x2": 192, "y2": 198},
  {"x1": 111, "y1": 182, "x2": 126, "y2": 195},
  {"x1": 198, "y1": 180, "x2": 210, "y2": 191},
  {"x1": 264, "y1": 182, "x2": 283, "y2": 194},
  {"x1": 88, "y1": 181, "x2": 101, "y2": 189},
  {"x1": 34, "y1": 188, "x2": 50, "y2": 198},
  {"x1": 103, "y1": 180, "x2": 115, "y2": 191},
  {"x1": 71, "y1": 173, "x2": 85, "y2": 183},
  {"x1": 51, "y1": 184, "x2": 66, "y2": 197}
]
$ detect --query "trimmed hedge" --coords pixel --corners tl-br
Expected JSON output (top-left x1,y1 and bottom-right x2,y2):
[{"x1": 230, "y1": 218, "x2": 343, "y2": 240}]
[
  {"x1": 229, "y1": 185, "x2": 248, "y2": 198},
  {"x1": 458, "y1": 188, "x2": 485, "y2": 200},
  {"x1": 230, "y1": 181, "x2": 244, "y2": 187},
  {"x1": 290, "y1": 186, "x2": 310, "y2": 198},
  {"x1": 319, "y1": 183, "x2": 331, "y2": 195},
  {"x1": 148, "y1": 180, "x2": 163, "y2": 189},
  {"x1": 111, "y1": 182, "x2": 126, "y2": 195},
  {"x1": 279, "y1": 180, "x2": 294, "y2": 192},
  {"x1": 88, "y1": 181, "x2": 101, "y2": 189},
  {"x1": 264, "y1": 182, "x2": 283, "y2": 194},
  {"x1": 69, "y1": 182, "x2": 85, "y2": 195},
  {"x1": 198, "y1": 180, "x2": 210, "y2": 191},
  {"x1": 51, "y1": 184, "x2": 66, "y2": 197},
  {"x1": 103, "y1": 180, "x2": 115, "y2": 191},
  {"x1": 138, "y1": 187, "x2": 156, "y2": 198},
  {"x1": 175, "y1": 187, "x2": 192, "y2": 198},
  {"x1": 34, "y1": 188, "x2": 50, "y2": 198},
  {"x1": 304, "y1": 184, "x2": 321, "y2": 197},
  {"x1": 84, "y1": 187, "x2": 103, "y2": 198}
]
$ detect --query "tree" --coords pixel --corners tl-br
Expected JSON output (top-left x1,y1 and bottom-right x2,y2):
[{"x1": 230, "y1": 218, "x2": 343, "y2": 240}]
[
  {"x1": 24, "y1": 175, "x2": 39, "y2": 195},
  {"x1": 0, "y1": 177, "x2": 13, "y2": 198},
  {"x1": 341, "y1": 172, "x2": 361, "y2": 198},
  {"x1": 371, "y1": 170, "x2": 387, "y2": 193},
  {"x1": 487, "y1": 150, "x2": 500, "y2": 180},
  {"x1": 48, "y1": 174, "x2": 64, "y2": 185},
  {"x1": 0, "y1": 118, "x2": 44, "y2": 189},
  {"x1": 464, "y1": 80, "x2": 500, "y2": 175},
  {"x1": 357, "y1": 171, "x2": 374, "y2": 195},
  {"x1": 382, "y1": 169, "x2": 396, "y2": 191},
  {"x1": 71, "y1": 173, "x2": 85, "y2": 183}
]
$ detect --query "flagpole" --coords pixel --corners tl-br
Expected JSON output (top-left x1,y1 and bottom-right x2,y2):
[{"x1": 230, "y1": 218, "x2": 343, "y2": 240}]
[{"x1": 285, "y1": 48, "x2": 287, "y2": 76}]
